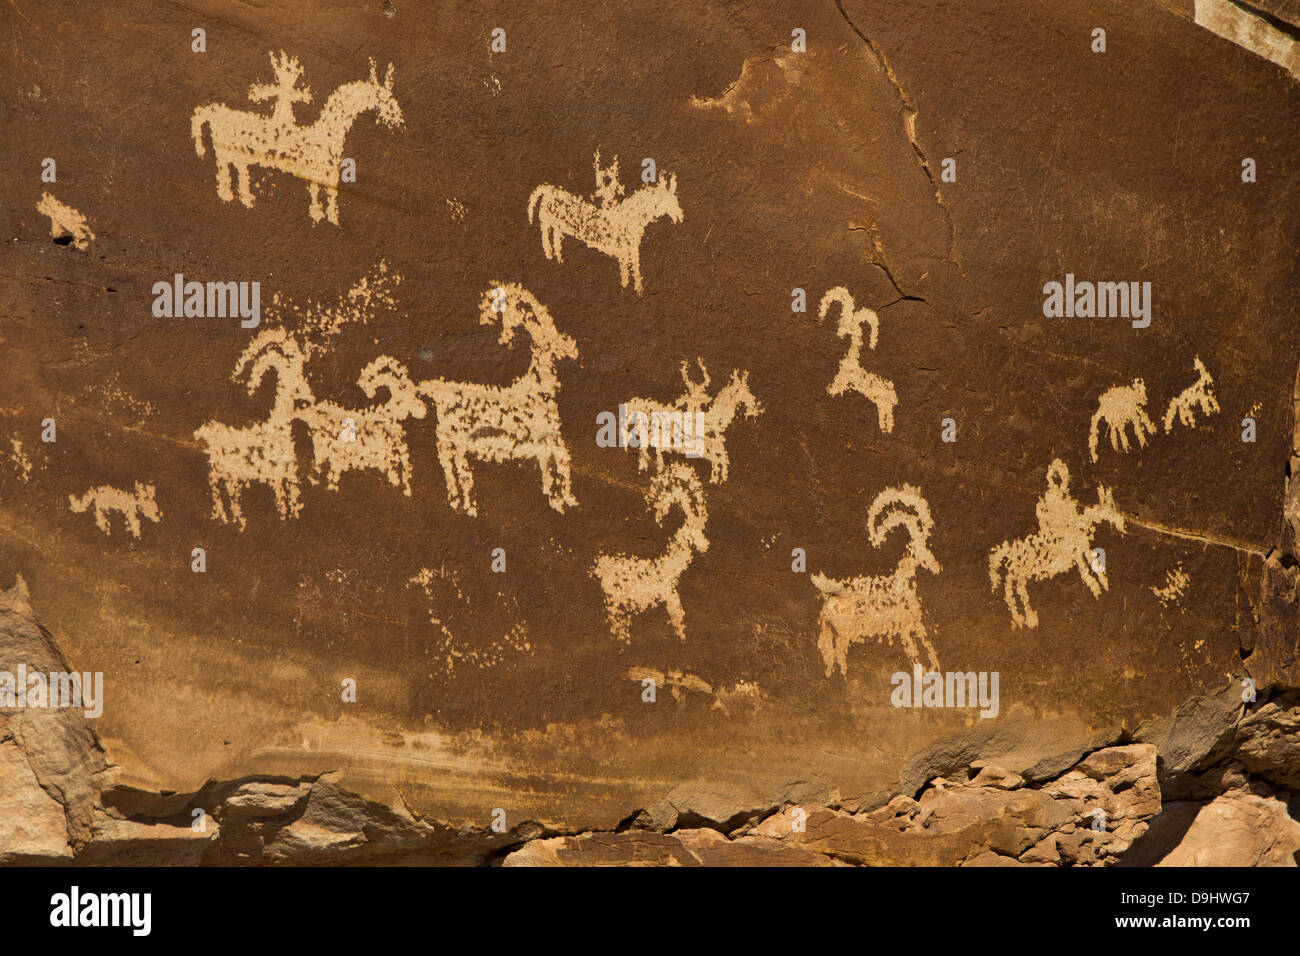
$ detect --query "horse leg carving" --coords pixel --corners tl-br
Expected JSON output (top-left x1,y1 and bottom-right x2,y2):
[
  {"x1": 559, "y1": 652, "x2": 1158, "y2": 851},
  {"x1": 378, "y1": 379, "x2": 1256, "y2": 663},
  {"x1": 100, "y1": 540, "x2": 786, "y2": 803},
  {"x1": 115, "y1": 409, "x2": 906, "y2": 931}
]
[
  {"x1": 325, "y1": 185, "x2": 339, "y2": 225},
  {"x1": 216, "y1": 160, "x2": 234, "y2": 203},
  {"x1": 308, "y1": 183, "x2": 324, "y2": 223},
  {"x1": 665, "y1": 591, "x2": 686, "y2": 641}
]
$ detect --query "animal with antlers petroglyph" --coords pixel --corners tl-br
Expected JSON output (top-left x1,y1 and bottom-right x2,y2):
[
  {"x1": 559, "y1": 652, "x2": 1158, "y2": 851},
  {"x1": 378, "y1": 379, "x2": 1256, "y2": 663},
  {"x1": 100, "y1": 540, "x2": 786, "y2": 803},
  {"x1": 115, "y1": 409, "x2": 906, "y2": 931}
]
[
  {"x1": 988, "y1": 459, "x2": 1125, "y2": 629},
  {"x1": 68, "y1": 482, "x2": 161, "y2": 539},
  {"x1": 194, "y1": 328, "x2": 314, "y2": 528},
  {"x1": 593, "y1": 464, "x2": 709, "y2": 643},
  {"x1": 622, "y1": 359, "x2": 762, "y2": 483},
  {"x1": 192, "y1": 52, "x2": 403, "y2": 225},
  {"x1": 811, "y1": 485, "x2": 941, "y2": 675},
  {"x1": 527, "y1": 151, "x2": 683, "y2": 294},
  {"x1": 1163, "y1": 356, "x2": 1219, "y2": 433},
  {"x1": 1088, "y1": 378, "x2": 1156, "y2": 462},
  {"x1": 297, "y1": 356, "x2": 427, "y2": 496},
  {"x1": 417, "y1": 283, "x2": 578, "y2": 517},
  {"x1": 816, "y1": 287, "x2": 898, "y2": 433}
]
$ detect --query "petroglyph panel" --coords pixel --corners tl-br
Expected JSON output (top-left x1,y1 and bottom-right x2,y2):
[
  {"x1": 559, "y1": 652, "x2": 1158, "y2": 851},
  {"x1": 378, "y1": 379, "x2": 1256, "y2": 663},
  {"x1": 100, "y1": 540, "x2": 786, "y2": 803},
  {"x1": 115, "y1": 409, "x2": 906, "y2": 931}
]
[{"x1": 0, "y1": 0, "x2": 1296, "y2": 867}]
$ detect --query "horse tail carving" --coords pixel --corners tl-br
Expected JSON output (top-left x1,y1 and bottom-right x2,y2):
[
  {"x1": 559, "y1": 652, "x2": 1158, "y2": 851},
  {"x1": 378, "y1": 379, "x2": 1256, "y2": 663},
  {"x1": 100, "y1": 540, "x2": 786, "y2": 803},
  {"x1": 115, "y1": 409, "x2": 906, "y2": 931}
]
[{"x1": 527, "y1": 185, "x2": 547, "y2": 225}]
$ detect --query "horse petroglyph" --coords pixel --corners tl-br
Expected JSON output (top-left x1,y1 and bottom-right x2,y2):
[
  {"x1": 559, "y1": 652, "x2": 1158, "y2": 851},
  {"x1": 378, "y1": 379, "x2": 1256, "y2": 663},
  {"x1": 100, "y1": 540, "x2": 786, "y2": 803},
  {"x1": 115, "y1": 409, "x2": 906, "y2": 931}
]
[
  {"x1": 989, "y1": 460, "x2": 1125, "y2": 629},
  {"x1": 192, "y1": 52, "x2": 403, "y2": 225},
  {"x1": 36, "y1": 192, "x2": 94, "y2": 250},
  {"x1": 593, "y1": 464, "x2": 709, "y2": 643},
  {"x1": 195, "y1": 328, "x2": 313, "y2": 528},
  {"x1": 621, "y1": 359, "x2": 762, "y2": 483},
  {"x1": 528, "y1": 151, "x2": 683, "y2": 294},
  {"x1": 1089, "y1": 378, "x2": 1156, "y2": 462},
  {"x1": 816, "y1": 287, "x2": 898, "y2": 433},
  {"x1": 811, "y1": 485, "x2": 941, "y2": 675},
  {"x1": 417, "y1": 283, "x2": 578, "y2": 517},
  {"x1": 68, "y1": 482, "x2": 161, "y2": 538},
  {"x1": 1163, "y1": 356, "x2": 1220, "y2": 433},
  {"x1": 298, "y1": 356, "x2": 426, "y2": 495}
]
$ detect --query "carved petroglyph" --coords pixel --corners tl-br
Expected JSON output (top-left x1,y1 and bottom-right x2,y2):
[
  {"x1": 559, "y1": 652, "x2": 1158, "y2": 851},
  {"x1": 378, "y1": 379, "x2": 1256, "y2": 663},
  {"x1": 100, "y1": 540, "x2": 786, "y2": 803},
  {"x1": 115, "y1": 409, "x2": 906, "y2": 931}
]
[
  {"x1": 36, "y1": 192, "x2": 94, "y2": 249},
  {"x1": 9, "y1": 440, "x2": 32, "y2": 482},
  {"x1": 626, "y1": 666, "x2": 763, "y2": 714},
  {"x1": 528, "y1": 152, "x2": 683, "y2": 294},
  {"x1": 270, "y1": 260, "x2": 400, "y2": 355},
  {"x1": 416, "y1": 284, "x2": 578, "y2": 516},
  {"x1": 408, "y1": 566, "x2": 532, "y2": 674},
  {"x1": 1163, "y1": 356, "x2": 1220, "y2": 433},
  {"x1": 989, "y1": 460, "x2": 1125, "y2": 629},
  {"x1": 68, "y1": 482, "x2": 161, "y2": 538},
  {"x1": 1151, "y1": 565, "x2": 1189, "y2": 607},
  {"x1": 192, "y1": 52, "x2": 403, "y2": 224},
  {"x1": 816, "y1": 287, "x2": 897, "y2": 433},
  {"x1": 623, "y1": 359, "x2": 762, "y2": 483},
  {"x1": 811, "y1": 485, "x2": 941, "y2": 675},
  {"x1": 194, "y1": 328, "x2": 313, "y2": 528},
  {"x1": 1089, "y1": 379, "x2": 1156, "y2": 462},
  {"x1": 593, "y1": 464, "x2": 709, "y2": 643},
  {"x1": 298, "y1": 356, "x2": 427, "y2": 495}
]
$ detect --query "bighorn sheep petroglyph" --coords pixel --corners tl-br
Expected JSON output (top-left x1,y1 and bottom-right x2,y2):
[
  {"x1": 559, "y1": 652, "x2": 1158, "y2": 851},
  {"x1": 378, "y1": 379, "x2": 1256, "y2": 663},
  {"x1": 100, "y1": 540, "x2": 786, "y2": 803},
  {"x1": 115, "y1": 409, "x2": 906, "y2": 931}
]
[
  {"x1": 816, "y1": 287, "x2": 897, "y2": 433},
  {"x1": 622, "y1": 359, "x2": 762, "y2": 483},
  {"x1": 989, "y1": 459, "x2": 1125, "y2": 629},
  {"x1": 298, "y1": 356, "x2": 427, "y2": 495},
  {"x1": 68, "y1": 482, "x2": 161, "y2": 538},
  {"x1": 1088, "y1": 378, "x2": 1156, "y2": 462},
  {"x1": 417, "y1": 283, "x2": 578, "y2": 516},
  {"x1": 528, "y1": 151, "x2": 683, "y2": 294},
  {"x1": 194, "y1": 328, "x2": 314, "y2": 528},
  {"x1": 811, "y1": 485, "x2": 941, "y2": 675},
  {"x1": 593, "y1": 464, "x2": 709, "y2": 643},
  {"x1": 1163, "y1": 356, "x2": 1219, "y2": 433},
  {"x1": 192, "y1": 52, "x2": 403, "y2": 224}
]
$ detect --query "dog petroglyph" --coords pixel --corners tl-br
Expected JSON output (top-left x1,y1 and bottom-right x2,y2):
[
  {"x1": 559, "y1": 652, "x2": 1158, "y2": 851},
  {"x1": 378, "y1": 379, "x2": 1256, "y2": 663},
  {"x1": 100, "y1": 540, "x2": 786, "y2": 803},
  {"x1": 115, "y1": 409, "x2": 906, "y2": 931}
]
[
  {"x1": 816, "y1": 287, "x2": 898, "y2": 433},
  {"x1": 192, "y1": 52, "x2": 403, "y2": 225},
  {"x1": 989, "y1": 460, "x2": 1125, "y2": 629},
  {"x1": 68, "y1": 482, "x2": 161, "y2": 538},
  {"x1": 36, "y1": 192, "x2": 94, "y2": 249},
  {"x1": 811, "y1": 485, "x2": 940, "y2": 675},
  {"x1": 593, "y1": 464, "x2": 709, "y2": 643},
  {"x1": 528, "y1": 150, "x2": 683, "y2": 294},
  {"x1": 417, "y1": 283, "x2": 579, "y2": 517},
  {"x1": 1089, "y1": 378, "x2": 1156, "y2": 462},
  {"x1": 1164, "y1": 356, "x2": 1220, "y2": 433}
]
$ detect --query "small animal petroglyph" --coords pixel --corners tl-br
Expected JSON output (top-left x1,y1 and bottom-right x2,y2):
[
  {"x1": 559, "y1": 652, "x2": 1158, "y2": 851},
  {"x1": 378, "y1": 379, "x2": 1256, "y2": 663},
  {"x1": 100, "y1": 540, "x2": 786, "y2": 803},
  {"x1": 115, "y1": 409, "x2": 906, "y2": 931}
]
[
  {"x1": 298, "y1": 356, "x2": 426, "y2": 495},
  {"x1": 816, "y1": 287, "x2": 897, "y2": 433},
  {"x1": 1163, "y1": 356, "x2": 1219, "y2": 433},
  {"x1": 192, "y1": 52, "x2": 403, "y2": 225},
  {"x1": 989, "y1": 460, "x2": 1125, "y2": 629},
  {"x1": 195, "y1": 328, "x2": 314, "y2": 528},
  {"x1": 1089, "y1": 378, "x2": 1156, "y2": 462},
  {"x1": 1150, "y1": 565, "x2": 1189, "y2": 606},
  {"x1": 593, "y1": 464, "x2": 709, "y2": 643},
  {"x1": 68, "y1": 482, "x2": 161, "y2": 538},
  {"x1": 811, "y1": 485, "x2": 941, "y2": 675},
  {"x1": 528, "y1": 151, "x2": 683, "y2": 294},
  {"x1": 622, "y1": 359, "x2": 762, "y2": 483},
  {"x1": 36, "y1": 192, "x2": 94, "y2": 249},
  {"x1": 417, "y1": 283, "x2": 578, "y2": 516},
  {"x1": 9, "y1": 440, "x2": 32, "y2": 482}
]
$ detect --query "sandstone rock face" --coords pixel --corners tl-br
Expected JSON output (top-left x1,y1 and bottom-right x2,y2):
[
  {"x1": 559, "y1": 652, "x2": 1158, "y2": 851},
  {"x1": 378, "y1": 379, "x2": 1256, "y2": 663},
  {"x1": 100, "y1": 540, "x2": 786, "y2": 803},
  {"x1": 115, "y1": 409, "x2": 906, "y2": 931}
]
[{"x1": 0, "y1": 0, "x2": 1297, "y2": 865}]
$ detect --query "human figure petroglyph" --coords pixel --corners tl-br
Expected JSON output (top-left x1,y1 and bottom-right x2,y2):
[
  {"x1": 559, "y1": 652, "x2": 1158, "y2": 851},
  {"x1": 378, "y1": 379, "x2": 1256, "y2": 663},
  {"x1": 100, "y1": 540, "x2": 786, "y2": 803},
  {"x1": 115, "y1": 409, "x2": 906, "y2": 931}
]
[
  {"x1": 417, "y1": 283, "x2": 578, "y2": 516},
  {"x1": 816, "y1": 287, "x2": 897, "y2": 433},
  {"x1": 68, "y1": 482, "x2": 161, "y2": 538},
  {"x1": 528, "y1": 152, "x2": 683, "y2": 294},
  {"x1": 36, "y1": 192, "x2": 94, "y2": 250},
  {"x1": 988, "y1": 459, "x2": 1125, "y2": 629},
  {"x1": 811, "y1": 485, "x2": 940, "y2": 675},
  {"x1": 593, "y1": 464, "x2": 709, "y2": 643},
  {"x1": 1163, "y1": 356, "x2": 1219, "y2": 433},
  {"x1": 622, "y1": 359, "x2": 762, "y2": 483},
  {"x1": 192, "y1": 53, "x2": 403, "y2": 225},
  {"x1": 298, "y1": 356, "x2": 427, "y2": 495},
  {"x1": 194, "y1": 328, "x2": 313, "y2": 528},
  {"x1": 592, "y1": 150, "x2": 625, "y2": 208},
  {"x1": 1088, "y1": 378, "x2": 1156, "y2": 462}
]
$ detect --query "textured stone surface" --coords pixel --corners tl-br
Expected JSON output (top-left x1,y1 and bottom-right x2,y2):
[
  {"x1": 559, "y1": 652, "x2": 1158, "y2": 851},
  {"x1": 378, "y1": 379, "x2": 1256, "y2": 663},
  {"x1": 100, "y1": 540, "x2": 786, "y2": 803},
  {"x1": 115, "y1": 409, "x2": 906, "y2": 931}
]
[{"x1": 0, "y1": 0, "x2": 1297, "y2": 864}]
